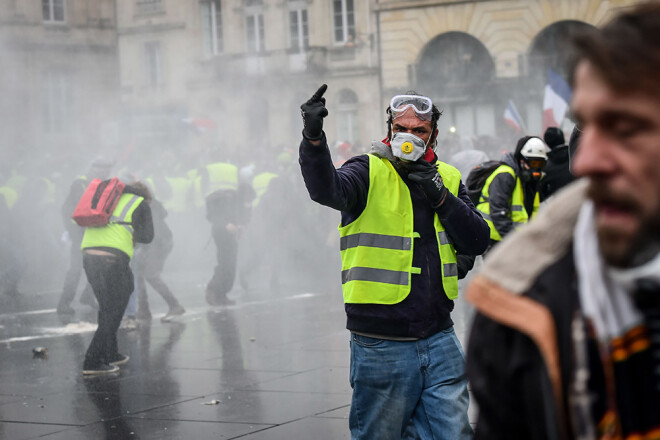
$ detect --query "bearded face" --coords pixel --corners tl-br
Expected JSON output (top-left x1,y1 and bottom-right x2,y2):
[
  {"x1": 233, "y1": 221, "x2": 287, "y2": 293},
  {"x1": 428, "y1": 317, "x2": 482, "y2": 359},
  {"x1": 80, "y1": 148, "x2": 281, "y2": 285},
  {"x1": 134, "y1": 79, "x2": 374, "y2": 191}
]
[{"x1": 572, "y1": 61, "x2": 660, "y2": 267}]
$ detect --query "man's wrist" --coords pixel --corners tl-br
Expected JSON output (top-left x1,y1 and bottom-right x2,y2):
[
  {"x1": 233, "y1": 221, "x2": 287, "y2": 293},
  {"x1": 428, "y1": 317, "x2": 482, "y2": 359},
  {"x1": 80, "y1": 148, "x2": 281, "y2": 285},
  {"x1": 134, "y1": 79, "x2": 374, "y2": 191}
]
[{"x1": 431, "y1": 191, "x2": 448, "y2": 209}]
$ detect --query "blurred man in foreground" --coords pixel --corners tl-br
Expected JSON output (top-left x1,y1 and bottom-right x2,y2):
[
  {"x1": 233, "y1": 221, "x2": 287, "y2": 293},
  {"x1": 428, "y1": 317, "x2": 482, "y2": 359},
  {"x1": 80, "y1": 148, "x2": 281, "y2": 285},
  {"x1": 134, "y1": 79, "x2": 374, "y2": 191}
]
[
  {"x1": 466, "y1": 3, "x2": 660, "y2": 438},
  {"x1": 299, "y1": 85, "x2": 489, "y2": 439}
]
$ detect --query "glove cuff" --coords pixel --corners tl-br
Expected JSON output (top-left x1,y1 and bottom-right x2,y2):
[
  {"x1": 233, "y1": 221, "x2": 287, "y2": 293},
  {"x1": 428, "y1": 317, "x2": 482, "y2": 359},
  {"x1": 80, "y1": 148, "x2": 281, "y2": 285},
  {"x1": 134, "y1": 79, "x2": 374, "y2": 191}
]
[{"x1": 302, "y1": 130, "x2": 325, "y2": 142}]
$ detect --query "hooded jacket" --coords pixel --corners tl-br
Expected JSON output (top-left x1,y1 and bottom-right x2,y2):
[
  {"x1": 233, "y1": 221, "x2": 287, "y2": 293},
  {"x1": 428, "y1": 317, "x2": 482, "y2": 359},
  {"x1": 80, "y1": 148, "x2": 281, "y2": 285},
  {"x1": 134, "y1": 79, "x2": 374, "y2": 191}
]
[{"x1": 299, "y1": 135, "x2": 489, "y2": 339}]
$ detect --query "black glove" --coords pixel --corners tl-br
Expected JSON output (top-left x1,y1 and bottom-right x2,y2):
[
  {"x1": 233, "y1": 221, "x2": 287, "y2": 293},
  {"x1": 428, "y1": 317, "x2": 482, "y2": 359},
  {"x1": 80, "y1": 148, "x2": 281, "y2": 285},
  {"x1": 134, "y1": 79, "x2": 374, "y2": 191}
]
[
  {"x1": 407, "y1": 159, "x2": 449, "y2": 208},
  {"x1": 300, "y1": 84, "x2": 328, "y2": 141}
]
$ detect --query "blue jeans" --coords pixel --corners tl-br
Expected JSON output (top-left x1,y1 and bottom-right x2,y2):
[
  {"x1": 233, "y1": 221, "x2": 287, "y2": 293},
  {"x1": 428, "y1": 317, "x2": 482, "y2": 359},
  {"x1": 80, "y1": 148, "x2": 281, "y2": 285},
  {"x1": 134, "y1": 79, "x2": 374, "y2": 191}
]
[{"x1": 349, "y1": 327, "x2": 473, "y2": 440}]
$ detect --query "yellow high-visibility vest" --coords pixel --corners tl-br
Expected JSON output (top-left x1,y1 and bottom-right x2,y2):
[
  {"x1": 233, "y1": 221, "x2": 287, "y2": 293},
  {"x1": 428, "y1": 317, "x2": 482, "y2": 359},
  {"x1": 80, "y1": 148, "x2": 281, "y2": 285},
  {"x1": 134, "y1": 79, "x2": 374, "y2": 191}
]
[
  {"x1": 339, "y1": 154, "x2": 461, "y2": 304},
  {"x1": 476, "y1": 164, "x2": 539, "y2": 241},
  {"x1": 81, "y1": 193, "x2": 144, "y2": 259}
]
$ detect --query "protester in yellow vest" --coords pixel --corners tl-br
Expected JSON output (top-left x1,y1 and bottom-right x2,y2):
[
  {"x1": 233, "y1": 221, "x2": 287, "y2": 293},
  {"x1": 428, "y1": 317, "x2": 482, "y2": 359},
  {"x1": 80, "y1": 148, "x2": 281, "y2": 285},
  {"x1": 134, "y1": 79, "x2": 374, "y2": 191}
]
[
  {"x1": 201, "y1": 160, "x2": 254, "y2": 306},
  {"x1": 476, "y1": 136, "x2": 548, "y2": 247},
  {"x1": 81, "y1": 181, "x2": 153, "y2": 376},
  {"x1": 299, "y1": 85, "x2": 489, "y2": 439}
]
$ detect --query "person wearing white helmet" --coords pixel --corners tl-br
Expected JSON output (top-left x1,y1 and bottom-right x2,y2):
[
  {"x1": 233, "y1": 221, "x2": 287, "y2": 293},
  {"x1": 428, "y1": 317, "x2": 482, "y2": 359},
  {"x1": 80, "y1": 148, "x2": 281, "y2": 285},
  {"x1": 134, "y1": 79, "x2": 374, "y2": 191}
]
[{"x1": 476, "y1": 135, "x2": 548, "y2": 246}]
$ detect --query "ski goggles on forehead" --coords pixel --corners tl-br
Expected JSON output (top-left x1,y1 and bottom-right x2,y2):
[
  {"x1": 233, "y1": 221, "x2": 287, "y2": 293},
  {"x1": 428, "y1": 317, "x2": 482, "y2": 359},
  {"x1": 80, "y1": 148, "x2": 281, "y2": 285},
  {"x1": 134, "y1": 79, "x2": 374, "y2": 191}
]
[{"x1": 390, "y1": 95, "x2": 433, "y2": 121}]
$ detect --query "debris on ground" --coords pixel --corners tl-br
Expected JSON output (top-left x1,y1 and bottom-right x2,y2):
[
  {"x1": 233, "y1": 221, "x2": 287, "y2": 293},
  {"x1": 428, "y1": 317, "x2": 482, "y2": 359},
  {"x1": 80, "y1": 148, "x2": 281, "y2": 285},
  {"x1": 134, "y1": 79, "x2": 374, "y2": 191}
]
[
  {"x1": 201, "y1": 399, "x2": 220, "y2": 405},
  {"x1": 32, "y1": 347, "x2": 48, "y2": 359}
]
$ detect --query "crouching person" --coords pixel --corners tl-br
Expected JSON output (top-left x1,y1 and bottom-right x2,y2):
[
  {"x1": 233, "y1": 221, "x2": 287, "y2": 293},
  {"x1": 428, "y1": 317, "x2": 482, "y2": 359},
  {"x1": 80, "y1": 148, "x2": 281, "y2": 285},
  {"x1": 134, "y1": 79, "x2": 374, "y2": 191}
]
[{"x1": 81, "y1": 181, "x2": 154, "y2": 375}]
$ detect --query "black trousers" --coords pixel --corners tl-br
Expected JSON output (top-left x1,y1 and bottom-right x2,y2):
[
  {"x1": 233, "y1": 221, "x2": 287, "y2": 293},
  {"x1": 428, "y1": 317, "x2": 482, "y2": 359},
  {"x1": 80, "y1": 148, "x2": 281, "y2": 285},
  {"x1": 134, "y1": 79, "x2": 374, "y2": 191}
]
[
  {"x1": 206, "y1": 224, "x2": 238, "y2": 301},
  {"x1": 83, "y1": 253, "x2": 133, "y2": 368}
]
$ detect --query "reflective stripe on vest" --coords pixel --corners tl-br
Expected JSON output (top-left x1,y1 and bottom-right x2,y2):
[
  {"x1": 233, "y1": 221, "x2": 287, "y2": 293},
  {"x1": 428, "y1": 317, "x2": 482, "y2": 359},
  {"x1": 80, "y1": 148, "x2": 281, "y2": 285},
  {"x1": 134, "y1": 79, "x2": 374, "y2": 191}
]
[
  {"x1": 338, "y1": 154, "x2": 461, "y2": 304},
  {"x1": 476, "y1": 164, "x2": 539, "y2": 241},
  {"x1": 81, "y1": 193, "x2": 144, "y2": 259}
]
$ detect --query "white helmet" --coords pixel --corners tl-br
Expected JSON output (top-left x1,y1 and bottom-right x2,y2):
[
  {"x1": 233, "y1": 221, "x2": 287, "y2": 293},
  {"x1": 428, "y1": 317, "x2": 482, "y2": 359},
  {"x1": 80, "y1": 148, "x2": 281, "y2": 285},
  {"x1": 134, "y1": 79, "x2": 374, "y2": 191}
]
[{"x1": 519, "y1": 137, "x2": 548, "y2": 161}]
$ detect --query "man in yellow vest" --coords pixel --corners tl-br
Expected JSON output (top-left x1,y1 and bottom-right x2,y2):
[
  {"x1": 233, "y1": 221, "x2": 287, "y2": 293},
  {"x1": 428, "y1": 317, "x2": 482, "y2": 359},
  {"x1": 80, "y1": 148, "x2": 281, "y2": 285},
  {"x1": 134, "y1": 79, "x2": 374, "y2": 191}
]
[
  {"x1": 81, "y1": 181, "x2": 153, "y2": 375},
  {"x1": 476, "y1": 136, "x2": 548, "y2": 247},
  {"x1": 299, "y1": 85, "x2": 489, "y2": 439},
  {"x1": 201, "y1": 159, "x2": 254, "y2": 306}
]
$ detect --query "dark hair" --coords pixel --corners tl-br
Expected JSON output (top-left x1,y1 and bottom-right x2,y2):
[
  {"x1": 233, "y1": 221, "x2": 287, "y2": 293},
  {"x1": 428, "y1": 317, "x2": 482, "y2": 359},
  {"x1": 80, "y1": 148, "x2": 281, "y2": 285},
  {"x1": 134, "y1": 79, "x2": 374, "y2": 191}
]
[
  {"x1": 571, "y1": 2, "x2": 660, "y2": 96},
  {"x1": 130, "y1": 181, "x2": 153, "y2": 204},
  {"x1": 386, "y1": 91, "x2": 443, "y2": 141}
]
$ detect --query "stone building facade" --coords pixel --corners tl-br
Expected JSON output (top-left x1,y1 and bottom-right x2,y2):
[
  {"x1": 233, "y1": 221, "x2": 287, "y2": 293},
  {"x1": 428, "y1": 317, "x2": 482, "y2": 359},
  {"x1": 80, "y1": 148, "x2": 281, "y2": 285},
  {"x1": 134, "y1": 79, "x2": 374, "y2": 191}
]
[{"x1": 0, "y1": 0, "x2": 118, "y2": 166}]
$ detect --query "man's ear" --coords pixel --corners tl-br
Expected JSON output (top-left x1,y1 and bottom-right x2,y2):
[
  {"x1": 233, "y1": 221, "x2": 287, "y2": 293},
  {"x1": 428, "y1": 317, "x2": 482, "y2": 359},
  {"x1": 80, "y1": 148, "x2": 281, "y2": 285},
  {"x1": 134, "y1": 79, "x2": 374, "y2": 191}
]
[{"x1": 429, "y1": 128, "x2": 439, "y2": 146}]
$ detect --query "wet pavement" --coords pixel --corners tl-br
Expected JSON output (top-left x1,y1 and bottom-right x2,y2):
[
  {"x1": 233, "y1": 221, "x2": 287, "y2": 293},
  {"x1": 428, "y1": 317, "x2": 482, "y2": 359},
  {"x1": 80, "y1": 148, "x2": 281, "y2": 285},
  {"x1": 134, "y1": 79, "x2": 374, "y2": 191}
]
[{"x1": 0, "y1": 272, "x2": 477, "y2": 439}]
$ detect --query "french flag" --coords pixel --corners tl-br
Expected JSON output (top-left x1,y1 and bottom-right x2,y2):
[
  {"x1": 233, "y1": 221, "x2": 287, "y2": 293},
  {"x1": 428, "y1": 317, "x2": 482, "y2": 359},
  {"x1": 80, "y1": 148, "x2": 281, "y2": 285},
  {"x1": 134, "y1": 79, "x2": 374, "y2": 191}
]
[
  {"x1": 542, "y1": 69, "x2": 572, "y2": 132},
  {"x1": 503, "y1": 100, "x2": 523, "y2": 133}
]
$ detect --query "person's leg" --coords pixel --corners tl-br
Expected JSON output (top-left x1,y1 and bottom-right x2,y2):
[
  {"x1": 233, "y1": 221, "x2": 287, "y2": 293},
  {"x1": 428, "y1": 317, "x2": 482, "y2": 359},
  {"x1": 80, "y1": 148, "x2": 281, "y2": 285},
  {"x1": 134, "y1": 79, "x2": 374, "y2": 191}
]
[
  {"x1": 206, "y1": 224, "x2": 224, "y2": 304},
  {"x1": 134, "y1": 248, "x2": 151, "y2": 319},
  {"x1": 136, "y1": 272, "x2": 151, "y2": 318},
  {"x1": 83, "y1": 254, "x2": 134, "y2": 368},
  {"x1": 83, "y1": 254, "x2": 113, "y2": 368},
  {"x1": 409, "y1": 327, "x2": 472, "y2": 440},
  {"x1": 106, "y1": 259, "x2": 134, "y2": 358},
  {"x1": 57, "y1": 242, "x2": 83, "y2": 312},
  {"x1": 144, "y1": 244, "x2": 182, "y2": 310},
  {"x1": 349, "y1": 334, "x2": 421, "y2": 440},
  {"x1": 216, "y1": 230, "x2": 238, "y2": 299},
  {"x1": 207, "y1": 225, "x2": 237, "y2": 305}
]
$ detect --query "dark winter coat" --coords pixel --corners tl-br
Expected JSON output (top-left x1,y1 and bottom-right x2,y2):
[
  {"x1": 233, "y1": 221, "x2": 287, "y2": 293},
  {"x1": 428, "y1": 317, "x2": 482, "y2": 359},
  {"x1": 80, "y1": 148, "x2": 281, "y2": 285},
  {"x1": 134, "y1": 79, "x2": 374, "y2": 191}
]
[
  {"x1": 540, "y1": 145, "x2": 575, "y2": 201},
  {"x1": 466, "y1": 180, "x2": 660, "y2": 439},
  {"x1": 299, "y1": 135, "x2": 489, "y2": 339}
]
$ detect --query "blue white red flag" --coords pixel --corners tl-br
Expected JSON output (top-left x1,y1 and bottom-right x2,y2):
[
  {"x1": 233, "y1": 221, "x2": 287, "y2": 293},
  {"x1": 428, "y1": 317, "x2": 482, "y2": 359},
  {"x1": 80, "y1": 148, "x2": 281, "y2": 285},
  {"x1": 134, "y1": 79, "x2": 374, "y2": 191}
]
[
  {"x1": 542, "y1": 69, "x2": 572, "y2": 132},
  {"x1": 503, "y1": 100, "x2": 523, "y2": 133}
]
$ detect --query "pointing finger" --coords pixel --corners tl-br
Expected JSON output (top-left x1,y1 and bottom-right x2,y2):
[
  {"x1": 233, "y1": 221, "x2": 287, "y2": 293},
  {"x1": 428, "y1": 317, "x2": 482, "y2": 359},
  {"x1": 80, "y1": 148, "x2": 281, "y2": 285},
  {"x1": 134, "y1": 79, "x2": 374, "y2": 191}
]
[{"x1": 311, "y1": 84, "x2": 328, "y2": 102}]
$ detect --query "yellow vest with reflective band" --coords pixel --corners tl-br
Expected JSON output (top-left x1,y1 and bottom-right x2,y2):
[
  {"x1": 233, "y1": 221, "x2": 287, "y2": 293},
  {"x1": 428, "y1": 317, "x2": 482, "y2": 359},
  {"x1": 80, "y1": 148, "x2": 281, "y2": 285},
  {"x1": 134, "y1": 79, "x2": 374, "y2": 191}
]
[
  {"x1": 252, "y1": 172, "x2": 278, "y2": 206},
  {"x1": 338, "y1": 154, "x2": 461, "y2": 304},
  {"x1": 206, "y1": 162, "x2": 238, "y2": 195},
  {"x1": 476, "y1": 164, "x2": 540, "y2": 241},
  {"x1": 80, "y1": 193, "x2": 144, "y2": 259}
]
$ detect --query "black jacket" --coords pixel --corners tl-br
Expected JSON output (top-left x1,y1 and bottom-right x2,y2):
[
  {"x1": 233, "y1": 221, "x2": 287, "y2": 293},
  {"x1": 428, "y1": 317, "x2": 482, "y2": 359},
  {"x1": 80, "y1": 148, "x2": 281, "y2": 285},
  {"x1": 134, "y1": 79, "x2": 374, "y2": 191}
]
[
  {"x1": 299, "y1": 135, "x2": 489, "y2": 338},
  {"x1": 540, "y1": 145, "x2": 575, "y2": 201}
]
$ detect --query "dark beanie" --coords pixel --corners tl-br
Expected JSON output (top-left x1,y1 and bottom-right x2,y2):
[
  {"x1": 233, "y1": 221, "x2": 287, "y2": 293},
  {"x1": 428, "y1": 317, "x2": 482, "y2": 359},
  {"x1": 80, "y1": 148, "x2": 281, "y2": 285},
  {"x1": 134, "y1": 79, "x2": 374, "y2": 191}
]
[{"x1": 543, "y1": 127, "x2": 565, "y2": 149}]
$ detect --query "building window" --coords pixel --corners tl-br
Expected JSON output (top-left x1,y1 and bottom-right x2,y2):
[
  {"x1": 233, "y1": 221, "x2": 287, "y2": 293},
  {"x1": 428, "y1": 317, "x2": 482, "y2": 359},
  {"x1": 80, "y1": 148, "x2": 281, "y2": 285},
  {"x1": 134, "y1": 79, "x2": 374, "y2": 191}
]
[
  {"x1": 246, "y1": 12, "x2": 265, "y2": 53},
  {"x1": 42, "y1": 70, "x2": 73, "y2": 133},
  {"x1": 289, "y1": 5, "x2": 308, "y2": 52},
  {"x1": 136, "y1": 0, "x2": 163, "y2": 15},
  {"x1": 42, "y1": 0, "x2": 65, "y2": 23},
  {"x1": 333, "y1": 0, "x2": 355, "y2": 44},
  {"x1": 144, "y1": 42, "x2": 162, "y2": 87},
  {"x1": 201, "y1": 0, "x2": 224, "y2": 56},
  {"x1": 337, "y1": 89, "x2": 359, "y2": 145}
]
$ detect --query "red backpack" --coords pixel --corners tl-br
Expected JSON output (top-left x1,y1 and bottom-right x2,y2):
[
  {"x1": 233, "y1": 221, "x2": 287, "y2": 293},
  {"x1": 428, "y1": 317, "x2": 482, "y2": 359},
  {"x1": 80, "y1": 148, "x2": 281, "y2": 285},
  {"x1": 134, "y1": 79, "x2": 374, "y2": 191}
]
[{"x1": 72, "y1": 177, "x2": 126, "y2": 227}]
